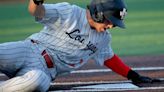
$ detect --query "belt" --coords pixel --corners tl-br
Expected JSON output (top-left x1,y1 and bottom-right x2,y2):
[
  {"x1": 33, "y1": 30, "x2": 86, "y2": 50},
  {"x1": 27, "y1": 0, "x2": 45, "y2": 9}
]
[
  {"x1": 41, "y1": 50, "x2": 54, "y2": 68},
  {"x1": 30, "y1": 39, "x2": 54, "y2": 68}
]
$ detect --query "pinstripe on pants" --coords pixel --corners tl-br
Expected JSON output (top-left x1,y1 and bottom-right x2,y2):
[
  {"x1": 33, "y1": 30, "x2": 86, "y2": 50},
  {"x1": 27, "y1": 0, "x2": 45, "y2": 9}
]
[{"x1": 0, "y1": 40, "x2": 54, "y2": 92}]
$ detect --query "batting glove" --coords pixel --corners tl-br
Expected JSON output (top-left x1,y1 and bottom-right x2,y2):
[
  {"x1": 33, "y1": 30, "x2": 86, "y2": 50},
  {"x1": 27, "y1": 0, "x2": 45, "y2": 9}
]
[
  {"x1": 127, "y1": 70, "x2": 161, "y2": 84},
  {"x1": 33, "y1": 0, "x2": 44, "y2": 5}
]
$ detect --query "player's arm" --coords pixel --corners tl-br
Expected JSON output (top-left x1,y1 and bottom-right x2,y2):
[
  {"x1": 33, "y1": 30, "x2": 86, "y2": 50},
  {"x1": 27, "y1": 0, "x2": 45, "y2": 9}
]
[
  {"x1": 28, "y1": 0, "x2": 45, "y2": 18},
  {"x1": 104, "y1": 54, "x2": 161, "y2": 84}
]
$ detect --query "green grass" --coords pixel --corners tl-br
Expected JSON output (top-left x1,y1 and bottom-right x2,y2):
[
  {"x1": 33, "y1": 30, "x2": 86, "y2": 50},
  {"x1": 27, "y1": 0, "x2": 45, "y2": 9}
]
[
  {"x1": 47, "y1": 0, "x2": 90, "y2": 8},
  {"x1": 0, "y1": 0, "x2": 164, "y2": 56}
]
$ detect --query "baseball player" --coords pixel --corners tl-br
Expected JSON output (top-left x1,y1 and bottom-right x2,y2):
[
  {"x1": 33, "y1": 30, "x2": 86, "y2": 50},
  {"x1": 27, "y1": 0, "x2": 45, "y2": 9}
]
[{"x1": 0, "y1": 0, "x2": 160, "y2": 92}]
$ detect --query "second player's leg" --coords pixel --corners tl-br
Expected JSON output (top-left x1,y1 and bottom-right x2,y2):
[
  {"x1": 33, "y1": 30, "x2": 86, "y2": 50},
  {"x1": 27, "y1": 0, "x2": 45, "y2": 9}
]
[
  {"x1": 0, "y1": 41, "x2": 27, "y2": 77},
  {"x1": 0, "y1": 70, "x2": 51, "y2": 92}
]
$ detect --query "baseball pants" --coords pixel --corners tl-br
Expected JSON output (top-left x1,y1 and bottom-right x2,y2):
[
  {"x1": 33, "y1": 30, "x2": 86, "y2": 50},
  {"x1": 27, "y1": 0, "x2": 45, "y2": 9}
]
[{"x1": 0, "y1": 40, "x2": 55, "y2": 92}]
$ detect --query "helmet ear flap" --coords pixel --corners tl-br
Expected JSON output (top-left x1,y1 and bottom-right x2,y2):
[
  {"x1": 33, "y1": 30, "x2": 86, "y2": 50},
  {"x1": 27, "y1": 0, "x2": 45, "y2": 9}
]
[{"x1": 87, "y1": 5, "x2": 104, "y2": 23}]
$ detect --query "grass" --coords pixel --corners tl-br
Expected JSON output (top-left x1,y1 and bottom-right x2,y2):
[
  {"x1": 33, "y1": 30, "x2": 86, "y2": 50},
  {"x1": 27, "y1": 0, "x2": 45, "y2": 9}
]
[{"x1": 0, "y1": 0, "x2": 164, "y2": 56}]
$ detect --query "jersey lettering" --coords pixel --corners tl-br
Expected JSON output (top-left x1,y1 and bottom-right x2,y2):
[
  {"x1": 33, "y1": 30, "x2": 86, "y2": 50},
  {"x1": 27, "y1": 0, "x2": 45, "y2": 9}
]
[
  {"x1": 66, "y1": 29, "x2": 98, "y2": 55},
  {"x1": 86, "y1": 41, "x2": 98, "y2": 55},
  {"x1": 66, "y1": 29, "x2": 85, "y2": 43}
]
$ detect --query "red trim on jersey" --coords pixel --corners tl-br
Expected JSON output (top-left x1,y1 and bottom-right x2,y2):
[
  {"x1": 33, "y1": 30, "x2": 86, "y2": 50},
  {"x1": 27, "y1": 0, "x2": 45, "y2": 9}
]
[{"x1": 104, "y1": 54, "x2": 131, "y2": 77}]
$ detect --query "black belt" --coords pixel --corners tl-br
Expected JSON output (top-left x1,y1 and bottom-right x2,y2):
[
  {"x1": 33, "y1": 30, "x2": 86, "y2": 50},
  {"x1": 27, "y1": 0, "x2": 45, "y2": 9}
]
[{"x1": 31, "y1": 39, "x2": 54, "y2": 68}]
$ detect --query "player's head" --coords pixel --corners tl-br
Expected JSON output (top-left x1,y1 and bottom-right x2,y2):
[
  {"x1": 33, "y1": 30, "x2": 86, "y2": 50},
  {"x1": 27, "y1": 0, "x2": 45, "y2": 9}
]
[{"x1": 87, "y1": 0, "x2": 127, "y2": 29}]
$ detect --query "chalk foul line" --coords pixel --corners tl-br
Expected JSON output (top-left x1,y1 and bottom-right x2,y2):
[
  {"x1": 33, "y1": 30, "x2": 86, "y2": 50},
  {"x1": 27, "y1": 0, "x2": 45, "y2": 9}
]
[{"x1": 71, "y1": 67, "x2": 164, "y2": 74}]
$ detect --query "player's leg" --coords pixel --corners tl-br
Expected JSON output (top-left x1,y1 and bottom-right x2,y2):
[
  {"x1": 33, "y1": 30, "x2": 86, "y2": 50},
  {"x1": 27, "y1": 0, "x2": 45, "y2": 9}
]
[
  {"x1": 0, "y1": 41, "x2": 27, "y2": 77},
  {"x1": 0, "y1": 70, "x2": 51, "y2": 92}
]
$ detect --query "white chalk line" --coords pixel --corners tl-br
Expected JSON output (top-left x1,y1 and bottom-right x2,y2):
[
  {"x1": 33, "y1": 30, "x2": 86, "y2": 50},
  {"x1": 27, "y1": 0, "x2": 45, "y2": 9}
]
[
  {"x1": 51, "y1": 80, "x2": 130, "y2": 85},
  {"x1": 50, "y1": 78, "x2": 164, "y2": 91},
  {"x1": 50, "y1": 86, "x2": 164, "y2": 92},
  {"x1": 73, "y1": 82, "x2": 139, "y2": 89},
  {"x1": 50, "y1": 79, "x2": 164, "y2": 92},
  {"x1": 52, "y1": 78, "x2": 164, "y2": 86},
  {"x1": 71, "y1": 67, "x2": 164, "y2": 74}
]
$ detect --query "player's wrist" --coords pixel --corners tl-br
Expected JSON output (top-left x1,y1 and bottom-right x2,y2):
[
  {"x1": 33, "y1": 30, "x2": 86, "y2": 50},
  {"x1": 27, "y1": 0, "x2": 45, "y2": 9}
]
[
  {"x1": 33, "y1": 0, "x2": 44, "y2": 5},
  {"x1": 127, "y1": 70, "x2": 140, "y2": 80}
]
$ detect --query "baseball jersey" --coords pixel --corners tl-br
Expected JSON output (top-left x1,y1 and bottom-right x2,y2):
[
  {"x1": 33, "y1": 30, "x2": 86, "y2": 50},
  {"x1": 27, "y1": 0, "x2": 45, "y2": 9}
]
[{"x1": 29, "y1": 2, "x2": 114, "y2": 71}]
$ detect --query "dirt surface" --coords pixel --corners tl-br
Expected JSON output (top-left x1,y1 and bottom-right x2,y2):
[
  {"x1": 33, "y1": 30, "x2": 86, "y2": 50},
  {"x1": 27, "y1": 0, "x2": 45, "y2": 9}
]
[
  {"x1": 52, "y1": 54, "x2": 164, "y2": 92},
  {"x1": 55, "y1": 54, "x2": 164, "y2": 82}
]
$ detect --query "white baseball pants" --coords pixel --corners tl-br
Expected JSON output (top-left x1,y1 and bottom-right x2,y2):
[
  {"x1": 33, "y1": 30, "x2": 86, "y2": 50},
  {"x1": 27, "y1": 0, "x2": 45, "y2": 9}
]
[{"x1": 0, "y1": 40, "x2": 54, "y2": 92}]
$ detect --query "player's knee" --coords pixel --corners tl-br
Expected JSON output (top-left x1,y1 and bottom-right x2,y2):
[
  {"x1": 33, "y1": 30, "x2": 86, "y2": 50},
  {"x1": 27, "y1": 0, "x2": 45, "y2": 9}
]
[{"x1": 23, "y1": 70, "x2": 51, "y2": 92}]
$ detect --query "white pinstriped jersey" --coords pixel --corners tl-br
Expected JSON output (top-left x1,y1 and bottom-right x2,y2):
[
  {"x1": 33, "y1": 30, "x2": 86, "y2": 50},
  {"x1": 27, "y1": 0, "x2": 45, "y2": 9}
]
[{"x1": 29, "y1": 2, "x2": 114, "y2": 70}]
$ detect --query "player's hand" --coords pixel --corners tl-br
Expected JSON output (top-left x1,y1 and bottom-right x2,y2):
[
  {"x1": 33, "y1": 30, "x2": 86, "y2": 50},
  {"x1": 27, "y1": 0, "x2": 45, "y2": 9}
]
[
  {"x1": 29, "y1": 0, "x2": 45, "y2": 18},
  {"x1": 131, "y1": 76, "x2": 161, "y2": 84},
  {"x1": 33, "y1": 0, "x2": 44, "y2": 5},
  {"x1": 127, "y1": 70, "x2": 161, "y2": 84}
]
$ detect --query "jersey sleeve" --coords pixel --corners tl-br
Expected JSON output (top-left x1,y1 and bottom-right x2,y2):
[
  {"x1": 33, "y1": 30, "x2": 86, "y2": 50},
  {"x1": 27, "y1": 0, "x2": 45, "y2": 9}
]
[
  {"x1": 35, "y1": 2, "x2": 73, "y2": 26},
  {"x1": 93, "y1": 45, "x2": 114, "y2": 66}
]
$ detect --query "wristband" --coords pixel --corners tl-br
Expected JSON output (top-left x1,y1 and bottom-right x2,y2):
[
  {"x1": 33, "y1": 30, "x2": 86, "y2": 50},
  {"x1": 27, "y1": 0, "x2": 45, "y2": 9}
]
[
  {"x1": 104, "y1": 54, "x2": 131, "y2": 77},
  {"x1": 33, "y1": 0, "x2": 44, "y2": 5}
]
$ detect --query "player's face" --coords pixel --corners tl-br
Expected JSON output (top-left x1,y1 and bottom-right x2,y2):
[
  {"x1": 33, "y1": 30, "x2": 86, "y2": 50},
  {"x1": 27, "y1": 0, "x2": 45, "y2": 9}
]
[{"x1": 92, "y1": 20, "x2": 114, "y2": 32}]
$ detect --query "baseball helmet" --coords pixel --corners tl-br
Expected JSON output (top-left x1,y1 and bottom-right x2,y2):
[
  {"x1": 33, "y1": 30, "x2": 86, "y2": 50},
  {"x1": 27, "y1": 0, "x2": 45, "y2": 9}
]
[{"x1": 87, "y1": 0, "x2": 127, "y2": 28}]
